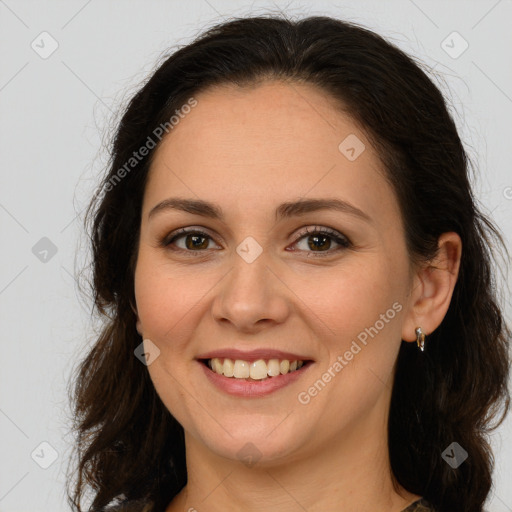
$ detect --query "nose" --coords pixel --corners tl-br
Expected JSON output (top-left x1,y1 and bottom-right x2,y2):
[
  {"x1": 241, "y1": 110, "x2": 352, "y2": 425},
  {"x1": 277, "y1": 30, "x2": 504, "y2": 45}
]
[{"x1": 211, "y1": 249, "x2": 291, "y2": 333}]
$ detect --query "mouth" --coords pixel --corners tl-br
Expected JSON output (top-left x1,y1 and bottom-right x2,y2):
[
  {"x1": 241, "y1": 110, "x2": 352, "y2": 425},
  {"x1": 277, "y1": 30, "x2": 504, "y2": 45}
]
[
  {"x1": 199, "y1": 357, "x2": 314, "y2": 381},
  {"x1": 198, "y1": 356, "x2": 315, "y2": 397}
]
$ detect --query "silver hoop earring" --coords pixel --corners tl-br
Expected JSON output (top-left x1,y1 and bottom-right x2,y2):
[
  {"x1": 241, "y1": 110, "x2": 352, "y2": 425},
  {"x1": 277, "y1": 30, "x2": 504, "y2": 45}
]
[{"x1": 415, "y1": 327, "x2": 426, "y2": 352}]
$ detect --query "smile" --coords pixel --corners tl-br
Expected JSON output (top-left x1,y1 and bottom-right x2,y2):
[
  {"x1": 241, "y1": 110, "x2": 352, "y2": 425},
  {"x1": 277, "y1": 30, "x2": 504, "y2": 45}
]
[
  {"x1": 198, "y1": 357, "x2": 314, "y2": 398},
  {"x1": 203, "y1": 357, "x2": 306, "y2": 380}
]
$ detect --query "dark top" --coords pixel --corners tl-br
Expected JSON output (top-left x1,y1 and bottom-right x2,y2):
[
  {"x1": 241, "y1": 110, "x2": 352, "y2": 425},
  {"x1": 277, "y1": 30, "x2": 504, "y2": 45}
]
[
  {"x1": 402, "y1": 498, "x2": 436, "y2": 511},
  {"x1": 104, "y1": 497, "x2": 435, "y2": 511}
]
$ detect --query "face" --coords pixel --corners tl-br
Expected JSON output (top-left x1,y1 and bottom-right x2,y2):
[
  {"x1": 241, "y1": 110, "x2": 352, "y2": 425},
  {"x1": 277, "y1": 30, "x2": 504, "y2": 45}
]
[{"x1": 134, "y1": 80, "x2": 416, "y2": 465}]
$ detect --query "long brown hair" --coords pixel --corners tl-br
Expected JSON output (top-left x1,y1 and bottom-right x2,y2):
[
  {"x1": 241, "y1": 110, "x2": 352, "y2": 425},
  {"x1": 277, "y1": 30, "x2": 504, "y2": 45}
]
[{"x1": 67, "y1": 14, "x2": 511, "y2": 512}]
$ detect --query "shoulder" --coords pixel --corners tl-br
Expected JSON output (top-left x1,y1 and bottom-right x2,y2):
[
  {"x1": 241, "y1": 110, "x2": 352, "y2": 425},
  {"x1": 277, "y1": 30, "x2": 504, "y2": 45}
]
[{"x1": 402, "y1": 498, "x2": 437, "y2": 511}]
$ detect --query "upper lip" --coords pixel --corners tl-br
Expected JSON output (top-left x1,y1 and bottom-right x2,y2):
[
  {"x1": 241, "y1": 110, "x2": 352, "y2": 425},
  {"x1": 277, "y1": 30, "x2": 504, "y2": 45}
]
[{"x1": 196, "y1": 348, "x2": 314, "y2": 363}]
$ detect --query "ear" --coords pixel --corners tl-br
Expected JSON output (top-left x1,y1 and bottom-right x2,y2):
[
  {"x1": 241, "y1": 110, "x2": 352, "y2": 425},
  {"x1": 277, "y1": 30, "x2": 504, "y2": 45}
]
[
  {"x1": 401, "y1": 232, "x2": 462, "y2": 343},
  {"x1": 130, "y1": 298, "x2": 144, "y2": 337}
]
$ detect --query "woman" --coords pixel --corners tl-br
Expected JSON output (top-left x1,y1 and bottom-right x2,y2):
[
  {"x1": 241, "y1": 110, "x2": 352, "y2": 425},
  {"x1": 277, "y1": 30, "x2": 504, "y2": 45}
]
[{"x1": 67, "y1": 14, "x2": 511, "y2": 512}]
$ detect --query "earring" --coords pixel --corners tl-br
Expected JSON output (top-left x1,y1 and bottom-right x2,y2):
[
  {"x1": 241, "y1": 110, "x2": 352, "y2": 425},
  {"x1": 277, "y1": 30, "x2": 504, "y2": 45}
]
[{"x1": 415, "y1": 327, "x2": 426, "y2": 352}]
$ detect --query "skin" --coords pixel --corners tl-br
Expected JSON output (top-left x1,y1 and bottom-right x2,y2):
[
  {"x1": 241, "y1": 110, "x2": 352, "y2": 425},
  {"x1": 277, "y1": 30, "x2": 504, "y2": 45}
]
[{"x1": 133, "y1": 80, "x2": 462, "y2": 512}]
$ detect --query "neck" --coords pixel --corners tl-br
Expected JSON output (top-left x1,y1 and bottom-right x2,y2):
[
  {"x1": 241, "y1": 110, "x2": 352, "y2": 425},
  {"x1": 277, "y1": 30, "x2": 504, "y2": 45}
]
[{"x1": 166, "y1": 398, "x2": 420, "y2": 512}]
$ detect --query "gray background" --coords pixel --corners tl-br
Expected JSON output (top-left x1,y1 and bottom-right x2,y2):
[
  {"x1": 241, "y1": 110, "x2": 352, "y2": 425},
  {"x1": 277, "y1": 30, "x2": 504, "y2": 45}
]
[{"x1": 1, "y1": 1, "x2": 511, "y2": 511}]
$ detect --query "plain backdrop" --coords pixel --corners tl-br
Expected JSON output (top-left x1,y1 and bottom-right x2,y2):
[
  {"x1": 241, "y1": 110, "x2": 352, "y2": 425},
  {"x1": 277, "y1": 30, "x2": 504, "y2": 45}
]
[{"x1": 1, "y1": 1, "x2": 511, "y2": 511}]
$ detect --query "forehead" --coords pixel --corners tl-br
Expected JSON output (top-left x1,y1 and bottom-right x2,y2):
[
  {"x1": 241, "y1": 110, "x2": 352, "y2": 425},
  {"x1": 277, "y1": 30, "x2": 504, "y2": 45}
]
[{"x1": 144, "y1": 80, "x2": 399, "y2": 227}]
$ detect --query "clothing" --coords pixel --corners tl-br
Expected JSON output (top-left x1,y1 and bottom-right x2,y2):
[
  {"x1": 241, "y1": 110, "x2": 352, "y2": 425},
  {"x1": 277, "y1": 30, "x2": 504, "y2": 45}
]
[
  {"x1": 102, "y1": 500, "x2": 153, "y2": 512},
  {"x1": 402, "y1": 498, "x2": 436, "y2": 511},
  {"x1": 104, "y1": 497, "x2": 435, "y2": 511}
]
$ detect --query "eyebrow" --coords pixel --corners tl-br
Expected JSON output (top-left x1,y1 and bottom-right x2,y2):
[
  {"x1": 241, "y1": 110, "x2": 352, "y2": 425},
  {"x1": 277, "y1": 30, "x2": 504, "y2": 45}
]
[{"x1": 148, "y1": 197, "x2": 373, "y2": 224}]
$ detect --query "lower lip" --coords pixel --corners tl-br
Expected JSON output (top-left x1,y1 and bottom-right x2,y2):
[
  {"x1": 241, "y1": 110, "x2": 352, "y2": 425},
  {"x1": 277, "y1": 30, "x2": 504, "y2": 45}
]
[{"x1": 198, "y1": 360, "x2": 313, "y2": 397}]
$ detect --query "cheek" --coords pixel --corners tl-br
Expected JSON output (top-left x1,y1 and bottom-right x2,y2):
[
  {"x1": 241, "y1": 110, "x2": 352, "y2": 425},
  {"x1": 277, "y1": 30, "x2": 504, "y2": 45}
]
[
  {"x1": 134, "y1": 254, "x2": 190, "y2": 338},
  {"x1": 294, "y1": 259, "x2": 394, "y2": 335},
  {"x1": 134, "y1": 252, "x2": 220, "y2": 343}
]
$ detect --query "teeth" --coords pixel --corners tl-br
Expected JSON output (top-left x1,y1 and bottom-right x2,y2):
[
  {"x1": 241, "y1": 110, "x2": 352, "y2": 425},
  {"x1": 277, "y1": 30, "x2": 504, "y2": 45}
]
[
  {"x1": 233, "y1": 360, "x2": 250, "y2": 378},
  {"x1": 212, "y1": 358, "x2": 223, "y2": 374},
  {"x1": 267, "y1": 359, "x2": 281, "y2": 377},
  {"x1": 207, "y1": 357, "x2": 306, "y2": 379},
  {"x1": 250, "y1": 359, "x2": 268, "y2": 380},
  {"x1": 223, "y1": 358, "x2": 234, "y2": 377}
]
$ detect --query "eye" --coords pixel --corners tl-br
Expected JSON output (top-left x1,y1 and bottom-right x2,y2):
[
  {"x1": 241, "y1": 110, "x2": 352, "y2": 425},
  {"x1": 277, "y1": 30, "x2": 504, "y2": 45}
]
[
  {"x1": 289, "y1": 226, "x2": 352, "y2": 257},
  {"x1": 162, "y1": 228, "x2": 219, "y2": 254}
]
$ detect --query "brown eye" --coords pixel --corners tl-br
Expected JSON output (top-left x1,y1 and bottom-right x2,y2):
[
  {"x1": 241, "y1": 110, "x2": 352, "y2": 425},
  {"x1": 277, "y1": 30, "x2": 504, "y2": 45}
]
[
  {"x1": 183, "y1": 233, "x2": 209, "y2": 250},
  {"x1": 163, "y1": 229, "x2": 220, "y2": 253},
  {"x1": 291, "y1": 226, "x2": 351, "y2": 257}
]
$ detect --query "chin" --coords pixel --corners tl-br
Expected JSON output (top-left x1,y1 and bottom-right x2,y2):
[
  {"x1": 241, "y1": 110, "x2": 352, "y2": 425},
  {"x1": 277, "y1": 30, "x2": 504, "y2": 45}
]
[{"x1": 194, "y1": 418, "x2": 307, "y2": 467}]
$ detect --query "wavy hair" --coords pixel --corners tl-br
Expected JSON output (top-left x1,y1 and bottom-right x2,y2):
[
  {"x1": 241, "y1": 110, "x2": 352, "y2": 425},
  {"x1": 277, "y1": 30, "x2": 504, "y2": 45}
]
[{"x1": 67, "y1": 14, "x2": 511, "y2": 512}]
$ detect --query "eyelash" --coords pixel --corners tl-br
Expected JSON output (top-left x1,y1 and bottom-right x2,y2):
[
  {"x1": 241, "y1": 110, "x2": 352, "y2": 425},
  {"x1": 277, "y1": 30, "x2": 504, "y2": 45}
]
[{"x1": 161, "y1": 226, "x2": 352, "y2": 258}]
